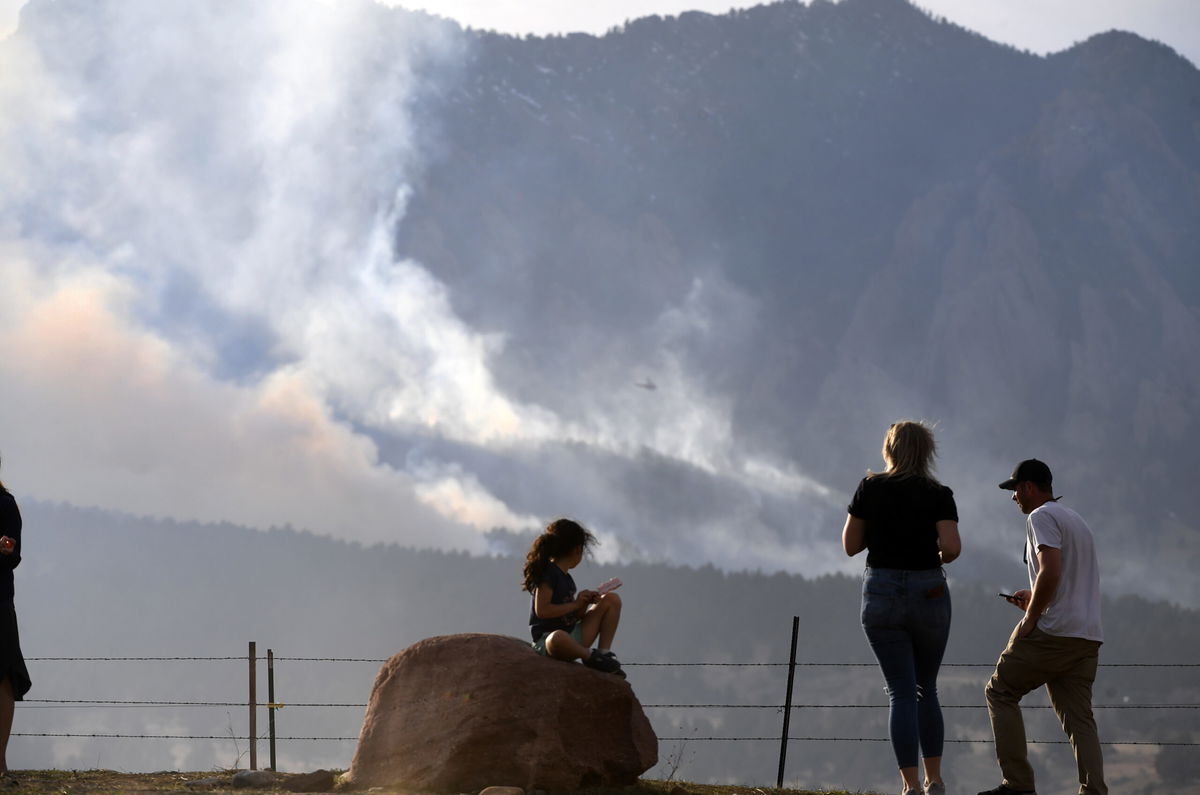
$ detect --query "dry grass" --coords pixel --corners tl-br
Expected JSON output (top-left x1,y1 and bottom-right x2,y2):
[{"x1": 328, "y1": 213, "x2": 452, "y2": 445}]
[
  {"x1": 2, "y1": 769, "x2": 308, "y2": 794},
  {"x1": 597, "y1": 782, "x2": 860, "y2": 795},
  {"x1": 0, "y1": 772, "x2": 864, "y2": 795}
]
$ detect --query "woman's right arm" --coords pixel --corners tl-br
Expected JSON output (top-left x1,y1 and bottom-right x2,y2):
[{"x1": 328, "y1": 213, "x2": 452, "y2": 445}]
[
  {"x1": 842, "y1": 514, "x2": 867, "y2": 557},
  {"x1": 936, "y1": 519, "x2": 960, "y2": 563},
  {"x1": 0, "y1": 492, "x2": 19, "y2": 567}
]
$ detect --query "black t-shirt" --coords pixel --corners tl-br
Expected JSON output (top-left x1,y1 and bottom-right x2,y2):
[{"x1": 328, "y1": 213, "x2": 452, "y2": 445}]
[
  {"x1": 529, "y1": 563, "x2": 578, "y2": 641},
  {"x1": 848, "y1": 474, "x2": 958, "y2": 570}
]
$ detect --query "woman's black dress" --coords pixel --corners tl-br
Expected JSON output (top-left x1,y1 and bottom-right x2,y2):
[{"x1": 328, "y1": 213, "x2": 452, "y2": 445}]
[{"x1": 0, "y1": 488, "x2": 31, "y2": 700}]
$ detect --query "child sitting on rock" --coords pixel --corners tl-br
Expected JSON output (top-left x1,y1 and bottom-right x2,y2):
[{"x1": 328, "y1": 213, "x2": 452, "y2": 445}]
[{"x1": 523, "y1": 518, "x2": 625, "y2": 678}]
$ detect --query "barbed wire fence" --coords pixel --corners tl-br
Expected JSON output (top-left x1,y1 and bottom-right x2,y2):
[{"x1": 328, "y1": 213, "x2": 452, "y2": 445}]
[{"x1": 14, "y1": 623, "x2": 1200, "y2": 783}]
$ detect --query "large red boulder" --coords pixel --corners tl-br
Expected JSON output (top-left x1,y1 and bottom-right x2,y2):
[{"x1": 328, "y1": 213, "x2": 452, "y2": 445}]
[{"x1": 343, "y1": 633, "x2": 658, "y2": 791}]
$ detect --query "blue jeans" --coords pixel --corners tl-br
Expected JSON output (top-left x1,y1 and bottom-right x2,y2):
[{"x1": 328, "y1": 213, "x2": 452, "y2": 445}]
[{"x1": 861, "y1": 566, "x2": 952, "y2": 768}]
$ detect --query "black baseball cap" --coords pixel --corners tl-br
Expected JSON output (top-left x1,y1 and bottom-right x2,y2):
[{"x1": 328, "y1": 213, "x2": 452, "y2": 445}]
[{"x1": 999, "y1": 459, "x2": 1053, "y2": 490}]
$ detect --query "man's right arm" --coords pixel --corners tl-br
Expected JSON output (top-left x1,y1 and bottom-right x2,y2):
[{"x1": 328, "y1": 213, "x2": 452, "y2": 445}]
[{"x1": 1016, "y1": 545, "x2": 1062, "y2": 637}]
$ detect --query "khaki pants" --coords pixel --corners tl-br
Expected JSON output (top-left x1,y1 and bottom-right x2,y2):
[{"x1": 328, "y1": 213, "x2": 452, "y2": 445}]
[{"x1": 985, "y1": 626, "x2": 1106, "y2": 795}]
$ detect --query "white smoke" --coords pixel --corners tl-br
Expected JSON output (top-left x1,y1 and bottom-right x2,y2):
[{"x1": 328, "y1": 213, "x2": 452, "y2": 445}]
[
  {"x1": 0, "y1": 0, "x2": 516, "y2": 548},
  {"x1": 0, "y1": 0, "x2": 840, "y2": 568}
]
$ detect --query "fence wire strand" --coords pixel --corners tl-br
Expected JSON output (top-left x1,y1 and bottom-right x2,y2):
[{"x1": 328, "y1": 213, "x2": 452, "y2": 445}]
[
  {"x1": 254, "y1": 658, "x2": 1200, "y2": 668},
  {"x1": 14, "y1": 732, "x2": 1199, "y2": 746},
  {"x1": 20, "y1": 699, "x2": 1198, "y2": 710},
  {"x1": 27, "y1": 657, "x2": 246, "y2": 662}
]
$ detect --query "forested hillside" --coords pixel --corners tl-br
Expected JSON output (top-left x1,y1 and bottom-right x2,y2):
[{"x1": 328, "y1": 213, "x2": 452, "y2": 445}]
[{"x1": 14, "y1": 502, "x2": 1200, "y2": 792}]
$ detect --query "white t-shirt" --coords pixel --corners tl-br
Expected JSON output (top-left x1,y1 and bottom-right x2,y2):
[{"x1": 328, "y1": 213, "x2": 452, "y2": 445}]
[{"x1": 1025, "y1": 501, "x2": 1104, "y2": 642}]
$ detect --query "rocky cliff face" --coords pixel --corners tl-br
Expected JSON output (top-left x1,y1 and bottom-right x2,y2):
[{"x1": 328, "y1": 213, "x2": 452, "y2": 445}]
[{"x1": 397, "y1": 0, "x2": 1200, "y2": 592}]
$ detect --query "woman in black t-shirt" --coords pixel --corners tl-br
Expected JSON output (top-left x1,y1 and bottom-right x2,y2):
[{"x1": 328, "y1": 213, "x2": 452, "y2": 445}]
[{"x1": 842, "y1": 421, "x2": 961, "y2": 795}]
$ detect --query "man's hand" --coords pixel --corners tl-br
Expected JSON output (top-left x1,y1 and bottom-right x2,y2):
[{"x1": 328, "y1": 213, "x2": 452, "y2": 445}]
[
  {"x1": 1006, "y1": 589, "x2": 1031, "y2": 610},
  {"x1": 1016, "y1": 612, "x2": 1039, "y2": 638}
]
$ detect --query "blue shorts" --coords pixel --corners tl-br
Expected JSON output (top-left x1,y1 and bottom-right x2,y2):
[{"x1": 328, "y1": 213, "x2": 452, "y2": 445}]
[{"x1": 531, "y1": 623, "x2": 583, "y2": 656}]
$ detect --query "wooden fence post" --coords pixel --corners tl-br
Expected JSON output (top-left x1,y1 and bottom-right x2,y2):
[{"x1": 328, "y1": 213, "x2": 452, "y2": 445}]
[
  {"x1": 268, "y1": 649, "x2": 277, "y2": 772},
  {"x1": 248, "y1": 641, "x2": 257, "y2": 771},
  {"x1": 777, "y1": 616, "x2": 799, "y2": 788}
]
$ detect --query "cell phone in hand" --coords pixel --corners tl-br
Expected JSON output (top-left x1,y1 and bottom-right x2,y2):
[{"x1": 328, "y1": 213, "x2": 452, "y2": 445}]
[
  {"x1": 998, "y1": 592, "x2": 1017, "y2": 600},
  {"x1": 596, "y1": 577, "x2": 622, "y2": 595}
]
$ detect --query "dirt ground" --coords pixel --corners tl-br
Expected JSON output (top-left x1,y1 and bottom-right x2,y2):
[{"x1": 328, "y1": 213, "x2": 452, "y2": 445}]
[
  {"x1": 3, "y1": 769, "x2": 335, "y2": 794},
  {"x1": 0, "y1": 773, "x2": 853, "y2": 795}
]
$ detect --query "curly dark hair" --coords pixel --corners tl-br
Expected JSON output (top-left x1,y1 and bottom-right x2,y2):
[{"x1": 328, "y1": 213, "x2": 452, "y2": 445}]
[{"x1": 522, "y1": 517, "x2": 597, "y2": 592}]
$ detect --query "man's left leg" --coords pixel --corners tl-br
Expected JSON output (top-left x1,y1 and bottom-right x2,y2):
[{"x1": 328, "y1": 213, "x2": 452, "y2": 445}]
[
  {"x1": 1045, "y1": 640, "x2": 1106, "y2": 795},
  {"x1": 985, "y1": 626, "x2": 1051, "y2": 793}
]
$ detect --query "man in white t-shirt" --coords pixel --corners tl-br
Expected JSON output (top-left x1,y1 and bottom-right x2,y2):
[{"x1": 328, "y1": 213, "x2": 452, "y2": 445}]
[{"x1": 978, "y1": 459, "x2": 1106, "y2": 795}]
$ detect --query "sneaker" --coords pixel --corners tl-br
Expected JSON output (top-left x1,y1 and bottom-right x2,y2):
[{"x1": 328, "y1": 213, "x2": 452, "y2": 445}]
[
  {"x1": 583, "y1": 649, "x2": 626, "y2": 678},
  {"x1": 924, "y1": 782, "x2": 945, "y2": 795},
  {"x1": 977, "y1": 786, "x2": 1035, "y2": 795},
  {"x1": 604, "y1": 651, "x2": 628, "y2": 680}
]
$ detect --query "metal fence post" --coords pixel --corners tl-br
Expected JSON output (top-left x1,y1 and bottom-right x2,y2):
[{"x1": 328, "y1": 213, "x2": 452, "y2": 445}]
[
  {"x1": 248, "y1": 641, "x2": 257, "y2": 771},
  {"x1": 268, "y1": 649, "x2": 277, "y2": 772},
  {"x1": 777, "y1": 615, "x2": 800, "y2": 788}
]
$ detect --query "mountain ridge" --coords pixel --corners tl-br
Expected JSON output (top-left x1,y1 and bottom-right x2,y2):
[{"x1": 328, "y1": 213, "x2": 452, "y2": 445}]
[{"x1": 383, "y1": 0, "x2": 1200, "y2": 603}]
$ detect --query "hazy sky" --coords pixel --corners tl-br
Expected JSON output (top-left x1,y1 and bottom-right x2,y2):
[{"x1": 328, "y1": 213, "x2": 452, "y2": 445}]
[
  {"x1": 1, "y1": 0, "x2": 1197, "y2": 64},
  {"x1": 394, "y1": 0, "x2": 1199, "y2": 63}
]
